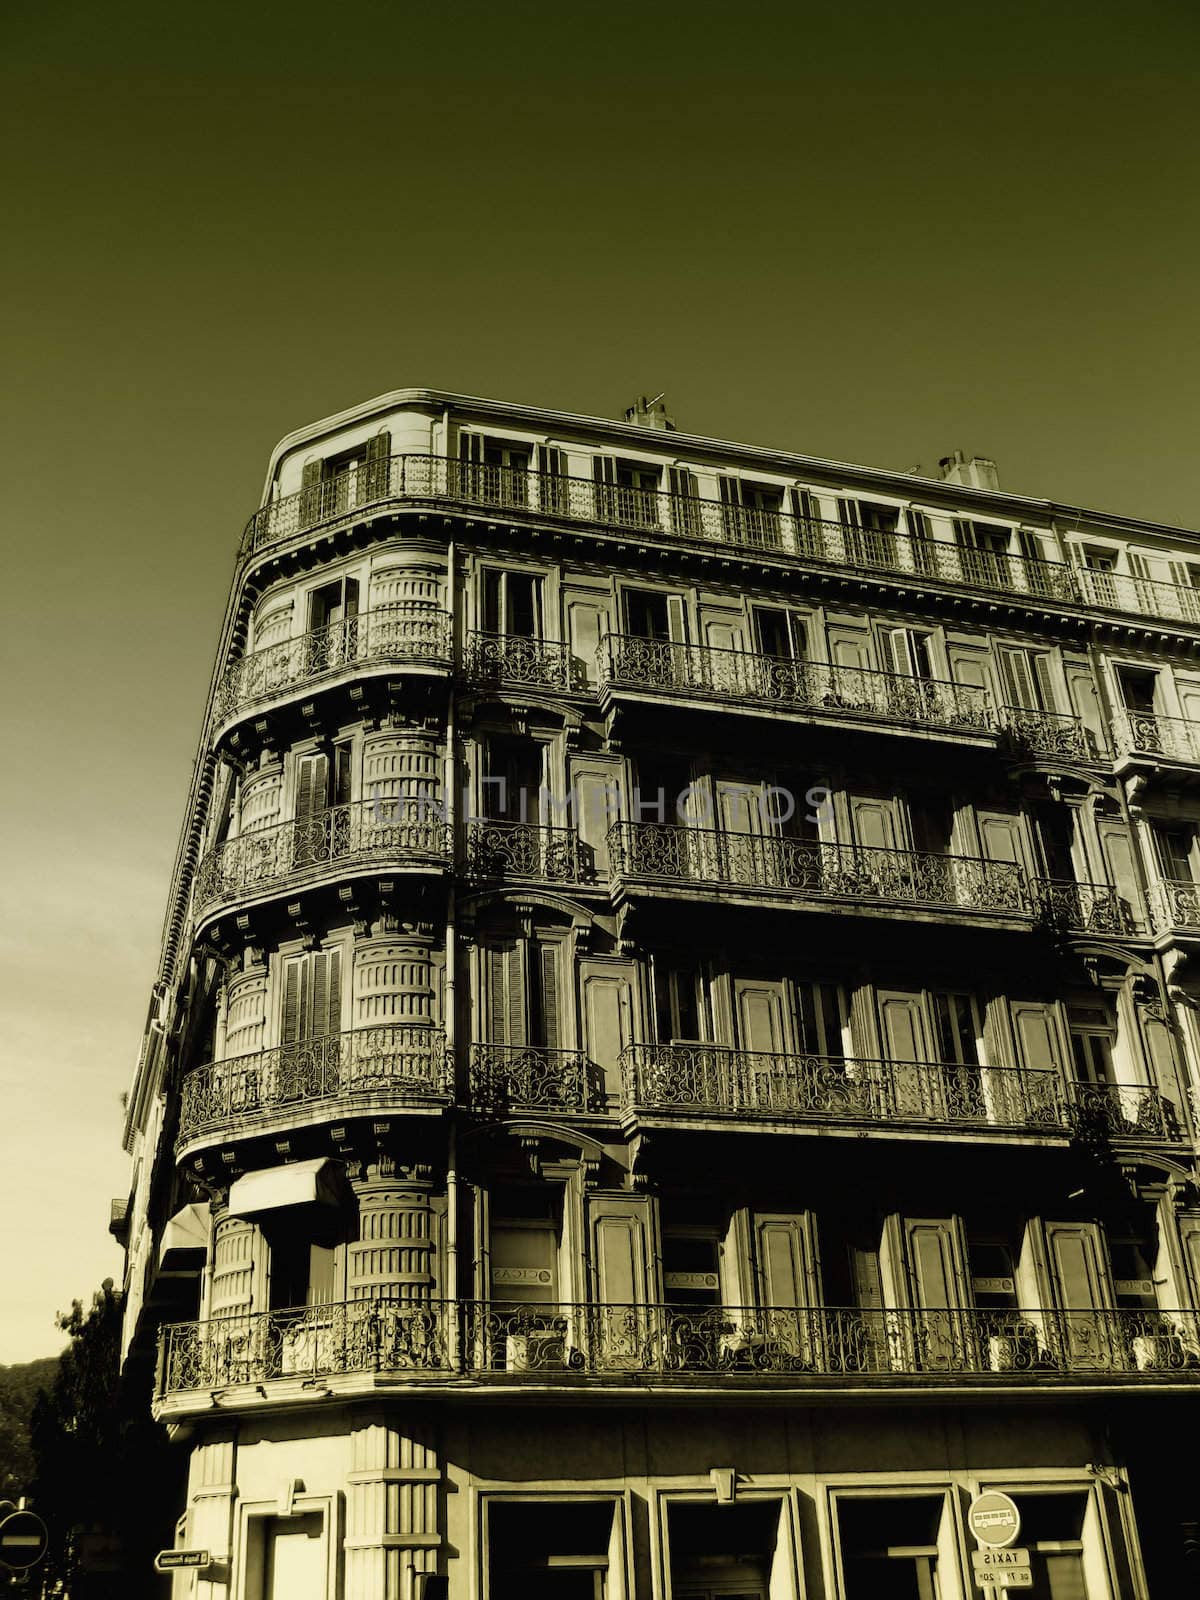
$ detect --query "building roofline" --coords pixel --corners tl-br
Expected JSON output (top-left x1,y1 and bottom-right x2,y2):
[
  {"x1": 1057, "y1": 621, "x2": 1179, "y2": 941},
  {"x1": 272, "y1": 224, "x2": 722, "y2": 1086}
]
[{"x1": 260, "y1": 386, "x2": 1200, "y2": 548}]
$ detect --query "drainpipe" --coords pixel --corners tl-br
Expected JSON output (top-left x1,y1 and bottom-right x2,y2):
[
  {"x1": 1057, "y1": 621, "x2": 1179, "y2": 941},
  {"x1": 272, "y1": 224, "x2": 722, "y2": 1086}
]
[{"x1": 444, "y1": 538, "x2": 461, "y2": 1368}]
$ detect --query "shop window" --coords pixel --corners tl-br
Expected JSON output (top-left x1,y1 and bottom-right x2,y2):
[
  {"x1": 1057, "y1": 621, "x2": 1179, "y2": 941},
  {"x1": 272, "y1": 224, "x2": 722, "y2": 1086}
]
[
  {"x1": 487, "y1": 1499, "x2": 621, "y2": 1600},
  {"x1": 667, "y1": 1499, "x2": 783, "y2": 1600},
  {"x1": 1006, "y1": 1492, "x2": 1091, "y2": 1600},
  {"x1": 835, "y1": 1493, "x2": 949, "y2": 1600}
]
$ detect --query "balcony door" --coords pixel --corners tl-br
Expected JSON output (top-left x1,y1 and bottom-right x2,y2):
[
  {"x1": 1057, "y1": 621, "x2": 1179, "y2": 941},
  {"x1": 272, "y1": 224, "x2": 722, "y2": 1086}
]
[
  {"x1": 481, "y1": 568, "x2": 543, "y2": 642},
  {"x1": 292, "y1": 745, "x2": 352, "y2": 865},
  {"x1": 1045, "y1": 1221, "x2": 1114, "y2": 1370},
  {"x1": 460, "y1": 432, "x2": 530, "y2": 507},
  {"x1": 899, "y1": 1218, "x2": 969, "y2": 1371},
  {"x1": 876, "y1": 992, "x2": 933, "y2": 1120},
  {"x1": 279, "y1": 949, "x2": 342, "y2": 1088},
  {"x1": 488, "y1": 1186, "x2": 565, "y2": 1372},
  {"x1": 483, "y1": 938, "x2": 560, "y2": 1051},
  {"x1": 733, "y1": 979, "x2": 791, "y2": 1113},
  {"x1": 482, "y1": 735, "x2": 545, "y2": 826}
]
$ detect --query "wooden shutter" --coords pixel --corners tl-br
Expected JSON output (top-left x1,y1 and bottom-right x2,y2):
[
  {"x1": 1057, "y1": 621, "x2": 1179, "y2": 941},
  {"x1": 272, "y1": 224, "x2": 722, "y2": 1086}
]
[
  {"x1": 363, "y1": 431, "x2": 391, "y2": 498},
  {"x1": 838, "y1": 496, "x2": 861, "y2": 528},
  {"x1": 1011, "y1": 1003, "x2": 1062, "y2": 1072},
  {"x1": 999, "y1": 648, "x2": 1039, "y2": 710},
  {"x1": 459, "y1": 432, "x2": 483, "y2": 464},
  {"x1": 332, "y1": 744, "x2": 353, "y2": 807},
  {"x1": 755, "y1": 1214, "x2": 815, "y2": 1310},
  {"x1": 589, "y1": 1196, "x2": 653, "y2": 1304},
  {"x1": 666, "y1": 594, "x2": 688, "y2": 643},
  {"x1": 294, "y1": 753, "x2": 329, "y2": 822},
  {"x1": 487, "y1": 944, "x2": 526, "y2": 1046},
  {"x1": 537, "y1": 444, "x2": 564, "y2": 477},
  {"x1": 537, "y1": 942, "x2": 560, "y2": 1049},
  {"x1": 734, "y1": 981, "x2": 788, "y2": 1054},
  {"x1": 281, "y1": 956, "x2": 305, "y2": 1045},
  {"x1": 877, "y1": 627, "x2": 900, "y2": 675},
  {"x1": 1032, "y1": 652, "x2": 1056, "y2": 712},
  {"x1": 878, "y1": 993, "x2": 930, "y2": 1063},
  {"x1": 300, "y1": 458, "x2": 323, "y2": 521},
  {"x1": 669, "y1": 466, "x2": 697, "y2": 498},
  {"x1": 310, "y1": 948, "x2": 342, "y2": 1038}
]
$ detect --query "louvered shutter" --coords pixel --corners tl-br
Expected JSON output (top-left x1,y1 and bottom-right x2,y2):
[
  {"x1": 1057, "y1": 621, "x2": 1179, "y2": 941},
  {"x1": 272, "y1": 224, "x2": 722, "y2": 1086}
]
[
  {"x1": 537, "y1": 943, "x2": 560, "y2": 1049},
  {"x1": 537, "y1": 445, "x2": 567, "y2": 514},
  {"x1": 999, "y1": 649, "x2": 1037, "y2": 711},
  {"x1": 1032, "y1": 653, "x2": 1056, "y2": 713},
  {"x1": 332, "y1": 745, "x2": 353, "y2": 808},
  {"x1": 593, "y1": 455, "x2": 617, "y2": 522},
  {"x1": 669, "y1": 466, "x2": 697, "y2": 498},
  {"x1": 281, "y1": 957, "x2": 305, "y2": 1045},
  {"x1": 343, "y1": 578, "x2": 360, "y2": 619},
  {"x1": 666, "y1": 595, "x2": 688, "y2": 644},
  {"x1": 310, "y1": 948, "x2": 341, "y2": 1038},
  {"x1": 838, "y1": 496, "x2": 861, "y2": 528},
  {"x1": 877, "y1": 628, "x2": 901, "y2": 676},
  {"x1": 363, "y1": 431, "x2": 391, "y2": 499},
  {"x1": 294, "y1": 753, "x2": 329, "y2": 822},
  {"x1": 488, "y1": 944, "x2": 527, "y2": 1045},
  {"x1": 669, "y1": 466, "x2": 700, "y2": 538},
  {"x1": 300, "y1": 458, "x2": 323, "y2": 522}
]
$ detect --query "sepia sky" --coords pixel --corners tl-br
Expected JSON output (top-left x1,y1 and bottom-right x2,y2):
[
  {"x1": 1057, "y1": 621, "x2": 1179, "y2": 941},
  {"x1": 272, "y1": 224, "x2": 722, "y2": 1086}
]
[{"x1": 1, "y1": 0, "x2": 1199, "y2": 1360}]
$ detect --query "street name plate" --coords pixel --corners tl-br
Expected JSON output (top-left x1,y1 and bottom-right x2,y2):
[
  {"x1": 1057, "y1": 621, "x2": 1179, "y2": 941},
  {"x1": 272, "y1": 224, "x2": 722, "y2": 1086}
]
[{"x1": 155, "y1": 1550, "x2": 211, "y2": 1571}]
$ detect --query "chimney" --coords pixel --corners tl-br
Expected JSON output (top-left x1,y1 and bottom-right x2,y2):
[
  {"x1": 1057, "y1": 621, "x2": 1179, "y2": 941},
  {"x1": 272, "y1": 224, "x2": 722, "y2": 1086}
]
[
  {"x1": 937, "y1": 449, "x2": 999, "y2": 492},
  {"x1": 624, "y1": 393, "x2": 676, "y2": 431}
]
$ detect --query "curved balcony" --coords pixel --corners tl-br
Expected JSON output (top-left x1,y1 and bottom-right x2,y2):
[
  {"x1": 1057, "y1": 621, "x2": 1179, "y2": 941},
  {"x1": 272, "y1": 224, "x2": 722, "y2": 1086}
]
[
  {"x1": 1113, "y1": 708, "x2": 1200, "y2": 769},
  {"x1": 465, "y1": 631, "x2": 585, "y2": 693},
  {"x1": 1071, "y1": 1082, "x2": 1184, "y2": 1142},
  {"x1": 157, "y1": 1298, "x2": 1200, "y2": 1402},
  {"x1": 620, "y1": 1043, "x2": 1066, "y2": 1136},
  {"x1": 465, "y1": 820, "x2": 589, "y2": 884},
  {"x1": 1149, "y1": 878, "x2": 1200, "y2": 937},
  {"x1": 237, "y1": 454, "x2": 1200, "y2": 630},
  {"x1": 194, "y1": 800, "x2": 452, "y2": 919},
  {"x1": 607, "y1": 824, "x2": 1032, "y2": 923},
  {"x1": 214, "y1": 605, "x2": 452, "y2": 728},
  {"x1": 468, "y1": 1043, "x2": 605, "y2": 1115},
  {"x1": 599, "y1": 636, "x2": 995, "y2": 740},
  {"x1": 1001, "y1": 705, "x2": 1102, "y2": 763},
  {"x1": 177, "y1": 1025, "x2": 450, "y2": 1149},
  {"x1": 1035, "y1": 878, "x2": 1136, "y2": 935}
]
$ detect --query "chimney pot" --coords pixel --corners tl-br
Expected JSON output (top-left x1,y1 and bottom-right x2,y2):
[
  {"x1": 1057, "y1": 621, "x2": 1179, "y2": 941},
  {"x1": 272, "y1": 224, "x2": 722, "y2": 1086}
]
[{"x1": 624, "y1": 394, "x2": 676, "y2": 431}]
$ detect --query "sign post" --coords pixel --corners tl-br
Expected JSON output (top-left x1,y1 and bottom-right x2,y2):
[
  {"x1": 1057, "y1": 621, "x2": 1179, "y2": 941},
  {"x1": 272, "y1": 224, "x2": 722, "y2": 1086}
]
[
  {"x1": 0, "y1": 1509, "x2": 50, "y2": 1573},
  {"x1": 967, "y1": 1492, "x2": 1027, "y2": 1595}
]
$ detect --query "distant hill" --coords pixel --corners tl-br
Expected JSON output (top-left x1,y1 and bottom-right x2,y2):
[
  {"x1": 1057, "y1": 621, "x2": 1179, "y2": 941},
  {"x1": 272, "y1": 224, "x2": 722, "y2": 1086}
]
[{"x1": 0, "y1": 1356, "x2": 62, "y2": 1498}]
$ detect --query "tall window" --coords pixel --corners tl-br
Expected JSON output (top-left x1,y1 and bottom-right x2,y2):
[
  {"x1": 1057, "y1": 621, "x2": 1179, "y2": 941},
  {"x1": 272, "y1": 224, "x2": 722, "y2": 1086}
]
[
  {"x1": 655, "y1": 962, "x2": 710, "y2": 1042},
  {"x1": 997, "y1": 645, "x2": 1056, "y2": 712},
  {"x1": 280, "y1": 947, "x2": 342, "y2": 1048},
  {"x1": 1069, "y1": 1004, "x2": 1116, "y2": 1085},
  {"x1": 719, "y1": 478, "x2": 784, "y2": 547},
  {"x1": 594, "y1": 456, "x2": 661, "y2": 527},
  {"x1": 1154, "y1": 823, "x2": 1197, "y2": 883},
  {"x1": 1116, "y1": 665, "x2": 1159, "y2": 714},
  {"x1": 482, "y1": 569, "x2": 543, "y2": 639},
  {"x1": 878, "y1": 627, "x2": 935, "y2": 680},
  {"x1": 753, "y1": 606, "x2": 807, "y2": 660},
  {"x1": 624, "y1": 587, "x2": 686, "y2": 642},
  {"x1": 795, "y1": 981, "x2": 848, "y2": 1059},
  {"x1": 460, "y1": 434, "x2": 531, "y2": 507},
  {"x1": 484, "y1": 937, "x2": 561, "y2": 1049},
  {"x1": 931, "y1": 991, "x2": 979, "y2": 1065},
  {"x1": 483, "y1": 735, "x2": 545, "y2": 823}
]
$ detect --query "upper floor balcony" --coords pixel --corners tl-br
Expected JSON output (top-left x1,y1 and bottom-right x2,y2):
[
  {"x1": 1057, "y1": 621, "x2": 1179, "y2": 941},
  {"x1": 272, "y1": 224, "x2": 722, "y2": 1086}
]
[
  {"x1": 1148, "y1": 879, "x2": 1200, "y2": 940},
  {"x1": 214, "y1": 605, "x2": 452, "y2": 731},
  {"x1": 607, "y1": 824, "x2": 1033, "y2": 925},
  {"x1": 465, "y1": 820, "x2": 591, "y2": 885},
  {"x1": 1034, "y1": 878, "x2": 1138, "y2": 936},
  {"x1": 598, "y1": 636, "x2": 996, "y2": 743},
  {"x1": 156, "y1": 1296, "x2": 1200, "y2": 1408},
  {"x1": 1000, "y1": 706, "x2": 1104, "y2": 764},
  {"x1": 1112, "y1": 708, "x2": 1200, "y2": 771},
  {"x1": 620, "y1": 1043, "x2": 1067, "y2": 1139},
  {"x1": 238, "y1": 453, "x2": 1200, "y2": 631},
  {"x1": 194, "y1": 800, "x2": 452, "y2": 921},
  {"x1": 468, "y1": 1043, "x2": 605, "y2": 1115},
  {"x1": 177, "y1": 1024, "x2": 450, "y2": 1154},
  {"x1": 1072, "y1": 1081, "x2": 1184, "y2": 1144},
  {"x1": 465, "y1": 630, "x2": 585, "y2": 693}
]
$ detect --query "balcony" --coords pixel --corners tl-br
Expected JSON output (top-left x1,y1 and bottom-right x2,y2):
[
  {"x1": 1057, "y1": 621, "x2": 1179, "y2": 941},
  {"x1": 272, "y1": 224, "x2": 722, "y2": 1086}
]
[
  {"x1": 1035, "y1": 879, "x2": 1136, "y2": 935},
  {"x1": 157, "y1": 1298, "x2": 1200, "y2": 1401},
  {"x1": 599, "y1": 636, "x2": 995, "y2": 740},
  {"x1": 1071, "y1": 1082, "x2": 1184, "y2": 1143},
  {"x1": 194, "y1": 800, "x2": 452, "y2": 919},
  {"x1": 1113, "y1": 708, "x2": 1200, "y2": 769},
  {"x1": 465, "y1": 820, "x2": 588, "y2": 883},
  {"x1": 214, "y1": 605, "x2": 452, "y2": 728},
  {"x1": 1149, "y1": 879, "x2": 1200, "y2": 937},
  {"x1": 468, "y1": 1043, "x2": 604, "y2": 1115},
  {"x1": 619, "y1": 1044, "x2": 1066, "y2": 1136},
  {"x1": 177, "y1": 1025, "x2": 450, "y2": 1149},
  {"x1": 238, "y1": 454, "x2": 1200, "y2": 632},
  {"x1": 466, "y1": 631, "x2": 584, "y2": 693},
  {"x1": 1001, "y1": 706, "x2": 1102, "y2": 763},
  {"x1": 607, "y1": 825, "x2": 1032, "y2": 923}
]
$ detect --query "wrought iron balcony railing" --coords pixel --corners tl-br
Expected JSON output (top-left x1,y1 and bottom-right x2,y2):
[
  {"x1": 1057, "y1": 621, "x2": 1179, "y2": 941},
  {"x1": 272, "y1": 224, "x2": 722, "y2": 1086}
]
[
  {"x1": 1149, "y1": 878, "x2": 1200, "y2": 933},
  {"x1": 1001, "y1": 705, "x2": 1102, "y2": 762},
  {"x1": 158, "y1": 1298, "x2": 1200, "y2": 1396},
  {"x1": 465, "y1": 630, "x2": 584, "y2": 692},
  {"x1": 194, "y1": 800, "x2": 452, "y2": 915},
  {"x1": 1035, "y1": 878, "x2": 1135, "y2": 934},
  {"x1": 178, "y1": 1025, "x2": 451, "y2": 1143},
  {"x1": 237, "y1": 453, "x2": 1200, "y2": 631},
  {"x1": 468, "y1": 1043, "x2": 604, "y2": 1114},
  {"x1": 619, "y1": 1044, "x2": 1066, "y2": 1131},
  {"x1": 465, "y1": 820, "x2": 586, "y2": 882},
  {"x1": 607, "y1": 825, "x2": 1031, "y2": 917},
  {"x1": 599, "y1": 635, "x2": 994, "y2": 734},
  {"x1": 214, "y1": 605, "x2": 452, "y2": 724},
  {"x1": 160, "y1": 1297, "x2": 451, "y2": 1392},
  {"x1": 1113, "y1": 708, "x2": 1200, "y2": 767},
  {"x1": 1071, "y1": 1082, "x2": 1183, "y2": 1141}
]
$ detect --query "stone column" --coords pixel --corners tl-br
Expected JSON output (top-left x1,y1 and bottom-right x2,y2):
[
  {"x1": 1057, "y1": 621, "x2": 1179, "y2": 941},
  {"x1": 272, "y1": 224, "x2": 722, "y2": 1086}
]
[
  {"x1": 345, "y1": 1415, "x2": 441, "y2": 1600},
  {"x1": 186, "y1": 1428, "x2": 238, "y2": 1600},
  {"x1": 368, "y1": 556, "x2": 446, "y2": 611},
  {"x1": 240, "y1": 754, "x2": 284, "y2": 833},
  {"x1": 363, "y1": 725, "x2": 442, "y2": 824},
  {"x1": 223, "y1": 952, "x2": 268, "y2": 1060},
  {"x1": 208, "y1": 1208, "x2": 257, "y2": 1319},
  {"x1": 348, "y1": 1166, "x2": 437, "y2": 1304}
]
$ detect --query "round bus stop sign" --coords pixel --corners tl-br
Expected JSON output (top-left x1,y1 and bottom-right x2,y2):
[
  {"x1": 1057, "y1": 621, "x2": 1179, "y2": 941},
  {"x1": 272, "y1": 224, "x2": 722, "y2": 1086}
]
[
  {"x1": 968, "y1": 1491, "x2": 1021, "y2": 1549},
  {"x1": 0, "y1": 1509, "x2": 50, "y2": 1571}
]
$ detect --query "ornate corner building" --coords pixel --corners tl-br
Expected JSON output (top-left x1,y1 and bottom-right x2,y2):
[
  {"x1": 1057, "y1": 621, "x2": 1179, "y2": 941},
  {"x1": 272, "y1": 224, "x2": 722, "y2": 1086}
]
[{"x1": 117, "y1": 389, "x2": 1200, "y2": 1598}]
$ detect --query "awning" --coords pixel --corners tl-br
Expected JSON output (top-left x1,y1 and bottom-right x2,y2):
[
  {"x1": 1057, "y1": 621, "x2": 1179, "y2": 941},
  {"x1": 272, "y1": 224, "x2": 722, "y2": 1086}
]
[
  {"x1": 157, "y1": 1203, "x2": 210, "y2": 1270},
  {"x1": 228, "y1": 1158, "x2": 347, "y2": 1219}
]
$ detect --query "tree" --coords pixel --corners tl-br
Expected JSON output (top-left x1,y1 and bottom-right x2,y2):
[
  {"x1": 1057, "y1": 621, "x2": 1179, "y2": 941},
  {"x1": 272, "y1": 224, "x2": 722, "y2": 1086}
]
[{"x1": 26, "y1": 1282, "x2": 177, "y2": 1597}]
